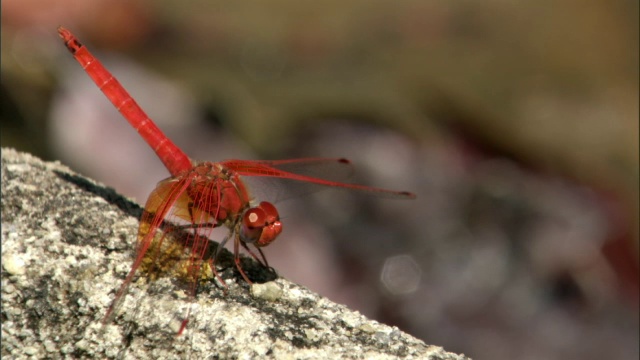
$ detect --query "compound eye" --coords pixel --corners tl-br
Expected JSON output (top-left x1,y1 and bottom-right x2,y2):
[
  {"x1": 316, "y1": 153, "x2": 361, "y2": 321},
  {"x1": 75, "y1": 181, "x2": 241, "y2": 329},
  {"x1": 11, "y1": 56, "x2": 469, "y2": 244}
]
[
  {"x1": 243, "y1": 207, "x2": 266, "y2": 229},
  {"x1": 240, "y1": 202, "x2": 282, "y2": 246},
  {"x1": 258, "y1": 201, "x2": 278, "y2": 221}
]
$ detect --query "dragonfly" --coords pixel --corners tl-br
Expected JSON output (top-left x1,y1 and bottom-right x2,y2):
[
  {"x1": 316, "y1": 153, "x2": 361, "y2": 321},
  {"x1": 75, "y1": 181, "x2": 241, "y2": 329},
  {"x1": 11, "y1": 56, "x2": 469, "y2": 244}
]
[{"x1": 57, "y1": 27, "x2": 416, "y2": 334}]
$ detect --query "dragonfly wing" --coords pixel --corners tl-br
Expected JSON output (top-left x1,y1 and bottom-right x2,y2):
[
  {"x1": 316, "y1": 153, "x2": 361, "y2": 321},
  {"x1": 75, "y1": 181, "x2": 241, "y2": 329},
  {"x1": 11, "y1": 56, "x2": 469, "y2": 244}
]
[
  {"x1": 249, "y1": 158, "x2": 355, "y2": 182},
  {"x1": 222, "y1": 158, "x2": 350, "y2": 203},
  {"x1": 223, "y1": 158, "x2": 415, "y2": 203},
  {"x1": 141, "y1": 175, "x2": 222, "y2": 273},
  {"x1": 104, "y1": 175, "x2": 195, "y2": 324}
]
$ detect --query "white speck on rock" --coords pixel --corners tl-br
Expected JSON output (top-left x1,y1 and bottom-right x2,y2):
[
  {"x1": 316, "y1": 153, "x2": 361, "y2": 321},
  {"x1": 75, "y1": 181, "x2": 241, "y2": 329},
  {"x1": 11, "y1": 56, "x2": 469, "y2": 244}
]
[
  {"x1": 251, "y1": 281, "x2": 283, "y2": 301},
  {"x1": 2, "y1": 254, "x2": 26, "y2": 275},
  {"x1": 23, "y1": 346, "x2": 38, "y2": 355},
  {"x1": 359, "y1": 323, "x2": 376, "y2": 333},
  {"x1": 43, "y1": 340, "x2": 56, "y2": 353},
  {"x1": 304, "y1": 328, "x2": 322, "y2": 342},
  {"x1": 65, "y1": 255, "x2": 77, "y2": 265},
  {"x1": 342, "y1": 312, "x2": 362, "y2": 328},
  {"x1": 5, "y1": 163, "x2": 29, "y2": 173}
]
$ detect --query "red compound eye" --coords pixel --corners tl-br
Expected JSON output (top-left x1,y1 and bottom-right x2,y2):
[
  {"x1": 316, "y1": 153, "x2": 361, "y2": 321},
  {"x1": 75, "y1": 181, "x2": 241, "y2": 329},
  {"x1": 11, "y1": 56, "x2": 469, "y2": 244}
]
[
  {"x1": 240, "y1": 202, "x2": 282, "y2": 246},
  {"x1": 244, "y1": 207, "x2": 266, "y2": 229},
  {"x1": 258, "y1": 201, "x2": 278, "y2": 222}
]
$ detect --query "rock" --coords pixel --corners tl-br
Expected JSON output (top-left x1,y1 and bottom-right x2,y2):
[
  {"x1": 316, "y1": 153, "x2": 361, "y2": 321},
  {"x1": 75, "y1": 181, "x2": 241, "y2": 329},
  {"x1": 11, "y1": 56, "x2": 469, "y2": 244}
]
[{"x1": 1, "y1": 148, "x2": 470, "y2": 359}]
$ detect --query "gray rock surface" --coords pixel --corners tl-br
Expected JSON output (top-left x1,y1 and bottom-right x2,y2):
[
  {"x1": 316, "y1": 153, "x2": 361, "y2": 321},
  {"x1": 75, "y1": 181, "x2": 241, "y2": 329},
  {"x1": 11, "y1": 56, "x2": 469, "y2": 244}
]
[{"x1": 1, "y1": 148, "x2": 470, "y2": 359}]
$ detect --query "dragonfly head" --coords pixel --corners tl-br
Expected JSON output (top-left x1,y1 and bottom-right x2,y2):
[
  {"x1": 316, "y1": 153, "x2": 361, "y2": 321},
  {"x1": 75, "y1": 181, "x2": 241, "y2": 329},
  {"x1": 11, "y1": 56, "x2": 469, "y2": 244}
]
[{"x1": 240, "y1": 201, "x2": 282, "y2": 247}]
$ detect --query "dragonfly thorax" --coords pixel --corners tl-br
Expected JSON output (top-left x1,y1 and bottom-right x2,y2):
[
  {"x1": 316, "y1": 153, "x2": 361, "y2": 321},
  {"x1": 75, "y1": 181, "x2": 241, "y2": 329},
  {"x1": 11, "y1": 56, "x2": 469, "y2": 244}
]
[{"x1": 186, "y1": 162, "x2": 251, "y2": 225}]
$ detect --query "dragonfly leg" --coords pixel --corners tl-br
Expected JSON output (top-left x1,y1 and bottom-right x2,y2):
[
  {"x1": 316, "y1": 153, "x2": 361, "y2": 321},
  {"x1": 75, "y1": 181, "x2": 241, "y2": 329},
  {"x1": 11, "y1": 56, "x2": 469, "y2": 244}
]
[
  {"x1": 236, "y1": 242, "x2": 277, "y2": 283},
  {"x1": 256, "y1": 247, "x2": 271, "y2": 269},
  {"x1": 177, "y1": 307, "x2": 191, "y2": 337},
  {"x1": 234, "y1": 237, "x2": 253, "y2": 284},
  {"x1": 256, "y1": 247, "x2": 278, "y2": 277},
  {"x1": 239, "y1": 242, "x2": 269, "y2": 268},
  {"x1": 208, "y1": 232, "x2": 232, "y2": 291}
]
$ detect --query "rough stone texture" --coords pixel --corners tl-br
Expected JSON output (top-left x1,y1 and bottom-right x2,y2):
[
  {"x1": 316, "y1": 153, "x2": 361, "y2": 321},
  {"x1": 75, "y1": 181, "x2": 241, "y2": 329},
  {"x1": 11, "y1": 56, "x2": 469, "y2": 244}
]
[{"x1": 1, "y1": 148, "x2": 470, "y2": 360}]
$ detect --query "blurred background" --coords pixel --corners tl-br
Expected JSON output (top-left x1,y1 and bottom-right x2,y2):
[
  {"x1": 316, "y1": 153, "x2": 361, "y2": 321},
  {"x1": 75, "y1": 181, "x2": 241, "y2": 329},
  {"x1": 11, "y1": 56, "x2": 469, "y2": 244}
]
[{"x1": 1, "y1": 0, "x2": 638, "y2": 358}]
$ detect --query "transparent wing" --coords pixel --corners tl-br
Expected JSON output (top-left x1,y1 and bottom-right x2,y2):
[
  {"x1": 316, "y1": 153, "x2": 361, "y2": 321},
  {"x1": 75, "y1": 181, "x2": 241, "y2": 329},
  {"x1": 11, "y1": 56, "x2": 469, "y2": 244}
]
[
  {"x1": 222, "y1": 158, "x2": 416, "y2": 204},
  {"x1": 104, "y1": 174, "x2": 225, "y2": 325}
]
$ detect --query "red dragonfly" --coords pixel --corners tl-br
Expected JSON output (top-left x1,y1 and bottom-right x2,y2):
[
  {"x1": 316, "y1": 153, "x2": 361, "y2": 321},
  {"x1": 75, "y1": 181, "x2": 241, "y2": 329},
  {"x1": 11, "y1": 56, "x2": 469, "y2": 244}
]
[{"x1": 58, "y1": 27, "x2": 415, "y2": 334}]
